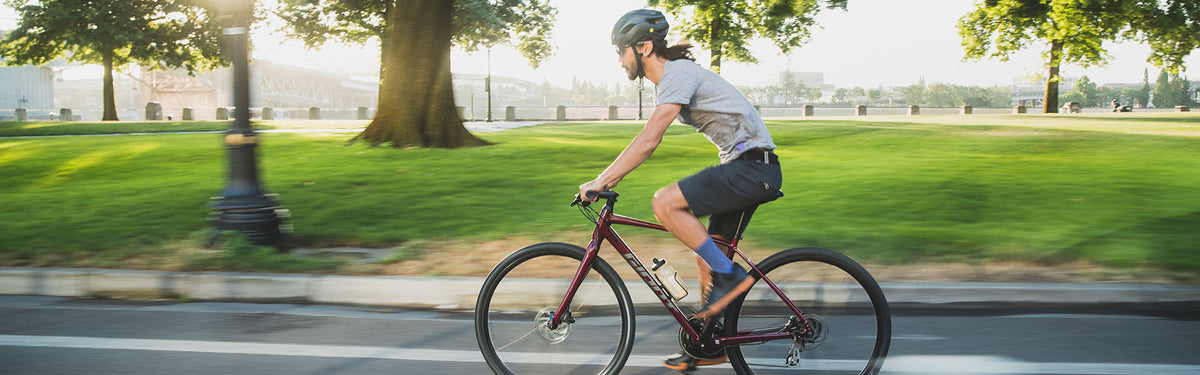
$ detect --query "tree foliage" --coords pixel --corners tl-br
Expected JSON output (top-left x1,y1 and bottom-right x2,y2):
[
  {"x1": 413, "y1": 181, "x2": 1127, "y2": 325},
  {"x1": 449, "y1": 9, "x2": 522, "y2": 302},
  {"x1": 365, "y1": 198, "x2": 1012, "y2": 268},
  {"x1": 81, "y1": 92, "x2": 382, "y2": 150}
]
[
  {"x1": 741, "y1": 71, "x2": 822, "y2": 105},
  {"x1": 905, "y1": 83, "x2": 1011, "y2": 108},
  {"x1": 1152, "y1": 70, "x2": 1196, "y2": 108},
  {"x1": 648, "y1": 0, "x2": 847, "y2": 73},
  {"x1": 278, "y1": 0, "x2": 553, "y2": 66},
  {"x1": 1060, "y1": 75, "x2": 1098, "y2": 106},
  {"x1": 276, "y1": 0, "x2": 556, "y2": 148},
  {"x1": 957, "y1": 0, "x2": 1200, "y2": 113},
  {"x1": 0, "y1": 0, "x2": 223, "y2": 120}
]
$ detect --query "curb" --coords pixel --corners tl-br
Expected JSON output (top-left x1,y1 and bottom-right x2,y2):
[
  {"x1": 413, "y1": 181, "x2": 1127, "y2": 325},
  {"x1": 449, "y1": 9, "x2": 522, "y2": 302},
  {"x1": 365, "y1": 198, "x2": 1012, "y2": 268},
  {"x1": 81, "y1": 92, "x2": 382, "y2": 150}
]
[{"x1": 2, "y1": 267, "x2": 1197, "y2": 308}]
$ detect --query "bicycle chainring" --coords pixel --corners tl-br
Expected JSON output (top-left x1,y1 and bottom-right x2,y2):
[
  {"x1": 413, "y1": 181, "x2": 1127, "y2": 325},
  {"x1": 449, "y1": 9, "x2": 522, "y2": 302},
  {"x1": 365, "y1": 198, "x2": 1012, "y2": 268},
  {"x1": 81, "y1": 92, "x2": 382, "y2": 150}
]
[{"x1": 678, "y1": 318, "x2": 727, "y2": 360}]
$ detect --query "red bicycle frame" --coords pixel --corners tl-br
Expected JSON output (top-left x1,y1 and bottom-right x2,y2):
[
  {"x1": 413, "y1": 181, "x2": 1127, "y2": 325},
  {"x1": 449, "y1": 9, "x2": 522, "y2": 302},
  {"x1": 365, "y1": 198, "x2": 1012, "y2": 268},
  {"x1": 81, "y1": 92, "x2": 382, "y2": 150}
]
[{"x1": 551, "y1": 193, "x2": 813, "y2": 347}]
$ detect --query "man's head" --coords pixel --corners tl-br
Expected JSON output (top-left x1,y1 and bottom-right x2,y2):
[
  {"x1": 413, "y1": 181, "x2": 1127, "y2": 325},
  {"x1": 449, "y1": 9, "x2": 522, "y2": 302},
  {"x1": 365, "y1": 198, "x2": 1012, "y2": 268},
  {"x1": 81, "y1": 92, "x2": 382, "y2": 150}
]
[
  {"x1": 611, "y1": 9, "x2": 669, "y2": 49},
  {"x1": 612, "y1": 9, "x2": 669, "y2": 80}
]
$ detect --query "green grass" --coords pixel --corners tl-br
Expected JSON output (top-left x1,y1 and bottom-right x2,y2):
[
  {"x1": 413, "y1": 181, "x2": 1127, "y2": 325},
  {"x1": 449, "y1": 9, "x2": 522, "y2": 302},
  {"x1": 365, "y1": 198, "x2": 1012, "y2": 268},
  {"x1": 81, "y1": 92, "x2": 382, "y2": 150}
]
[{"x1": 1, "y1": 114, "x2": 1198, "y2": 273}]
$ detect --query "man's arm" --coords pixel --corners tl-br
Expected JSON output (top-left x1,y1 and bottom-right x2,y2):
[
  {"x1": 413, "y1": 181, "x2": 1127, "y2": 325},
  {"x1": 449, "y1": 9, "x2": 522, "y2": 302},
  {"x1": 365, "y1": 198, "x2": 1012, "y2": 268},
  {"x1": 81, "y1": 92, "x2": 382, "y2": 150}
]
[{"x1": 579, "y1": 103, "x2": 683, "y2": 200}]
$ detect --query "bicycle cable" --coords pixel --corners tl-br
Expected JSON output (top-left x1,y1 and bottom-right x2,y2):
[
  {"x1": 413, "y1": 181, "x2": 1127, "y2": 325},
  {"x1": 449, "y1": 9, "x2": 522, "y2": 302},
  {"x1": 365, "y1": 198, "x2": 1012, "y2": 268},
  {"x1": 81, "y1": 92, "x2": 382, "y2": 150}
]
[{"x1": 578, "y1": 201, "x2": 600, "y2": 225}]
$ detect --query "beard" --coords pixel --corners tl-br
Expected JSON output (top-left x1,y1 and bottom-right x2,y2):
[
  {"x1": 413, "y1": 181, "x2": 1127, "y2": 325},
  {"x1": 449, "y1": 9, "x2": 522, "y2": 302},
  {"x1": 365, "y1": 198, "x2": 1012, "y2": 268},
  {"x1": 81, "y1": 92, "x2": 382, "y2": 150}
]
[{"x1": 623, "y1": 57, "x2": 643, "y2": 80}]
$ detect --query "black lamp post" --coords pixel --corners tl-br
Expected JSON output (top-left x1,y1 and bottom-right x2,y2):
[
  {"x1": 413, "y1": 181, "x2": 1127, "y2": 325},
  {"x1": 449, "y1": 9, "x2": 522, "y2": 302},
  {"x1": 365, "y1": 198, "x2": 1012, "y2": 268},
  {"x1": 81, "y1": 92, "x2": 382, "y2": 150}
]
[
  {"x1": 637, "y1": 77, "x2": 645, "y2": 120},
  {"x1": 210, "y1": 0, "x2": 286, "y2": 249},
  {"x1": 485, "y1": 48, "x2": 494, "y2": 123}
]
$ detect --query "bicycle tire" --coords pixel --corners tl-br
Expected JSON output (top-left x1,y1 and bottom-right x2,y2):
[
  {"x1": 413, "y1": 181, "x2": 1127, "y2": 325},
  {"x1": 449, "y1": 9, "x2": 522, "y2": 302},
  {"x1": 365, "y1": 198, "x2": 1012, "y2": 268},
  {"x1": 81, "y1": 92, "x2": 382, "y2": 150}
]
[
  {"x1": 725, "y1": 247, "x2": 891, "y2": 375},
  {"x1": 475, "y1": 242, "x2": 636, "y2": 375}
]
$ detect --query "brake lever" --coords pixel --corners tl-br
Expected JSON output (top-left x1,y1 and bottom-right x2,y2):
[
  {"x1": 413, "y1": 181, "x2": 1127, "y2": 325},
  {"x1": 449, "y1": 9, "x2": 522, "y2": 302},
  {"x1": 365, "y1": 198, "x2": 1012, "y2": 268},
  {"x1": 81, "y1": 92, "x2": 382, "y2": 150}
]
[
  {"x1": 571, "y1": 191, "x2": 600, "y2": 207},
  {"x1": 570, "y1": 195, "x2": 588, "y2": 207}
]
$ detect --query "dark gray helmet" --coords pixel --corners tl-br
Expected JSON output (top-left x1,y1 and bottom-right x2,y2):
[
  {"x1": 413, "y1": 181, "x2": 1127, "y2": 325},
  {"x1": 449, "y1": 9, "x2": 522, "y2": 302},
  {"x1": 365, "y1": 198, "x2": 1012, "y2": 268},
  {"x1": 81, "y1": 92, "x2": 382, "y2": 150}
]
[{"x1": 611, "y1": 9, "x2": 669, "y2": 47}]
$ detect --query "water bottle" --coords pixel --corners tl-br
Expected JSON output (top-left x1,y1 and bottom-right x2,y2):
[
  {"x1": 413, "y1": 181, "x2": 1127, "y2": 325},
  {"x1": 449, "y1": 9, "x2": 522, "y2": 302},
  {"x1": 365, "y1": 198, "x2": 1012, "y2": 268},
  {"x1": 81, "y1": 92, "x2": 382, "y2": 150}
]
[{"x1": 652, "y1": 258, "x2": 688, "y2": 300}]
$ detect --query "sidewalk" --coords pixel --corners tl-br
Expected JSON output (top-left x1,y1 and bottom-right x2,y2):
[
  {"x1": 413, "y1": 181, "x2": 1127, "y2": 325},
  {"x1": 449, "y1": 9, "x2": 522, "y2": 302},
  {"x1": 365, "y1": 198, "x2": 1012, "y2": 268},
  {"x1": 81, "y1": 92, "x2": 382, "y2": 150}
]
[{"x1": 2, "y1": 267, "x2": 1197, "y2": 308}]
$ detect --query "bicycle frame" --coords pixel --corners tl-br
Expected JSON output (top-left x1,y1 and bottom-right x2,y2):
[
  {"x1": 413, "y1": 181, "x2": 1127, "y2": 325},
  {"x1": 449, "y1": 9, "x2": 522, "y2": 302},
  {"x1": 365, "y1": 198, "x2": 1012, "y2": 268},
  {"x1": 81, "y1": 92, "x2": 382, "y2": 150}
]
[{"x1": 551, "y1": 194, "x2": 813, "y2": 348}]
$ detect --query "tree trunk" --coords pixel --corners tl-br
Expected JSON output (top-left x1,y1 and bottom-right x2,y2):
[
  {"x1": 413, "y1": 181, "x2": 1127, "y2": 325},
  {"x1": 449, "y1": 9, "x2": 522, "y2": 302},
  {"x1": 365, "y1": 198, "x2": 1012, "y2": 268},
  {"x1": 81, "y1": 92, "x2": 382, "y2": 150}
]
[
  {"x1": 352, "y1": 0, "x2": 490, "y2": 148},
  {"x1": 1042, "y1": 39, "x2": 1062, "y2": 114},
  {"x1": 378, "y1": 1, "x2": 393, "y2": 80},
  {"x1": 102, "y1": 49, "x2": 119, "y2": 121},
  {"x1": 708, "y1": 16, "x2": 723, "y2": 74}
]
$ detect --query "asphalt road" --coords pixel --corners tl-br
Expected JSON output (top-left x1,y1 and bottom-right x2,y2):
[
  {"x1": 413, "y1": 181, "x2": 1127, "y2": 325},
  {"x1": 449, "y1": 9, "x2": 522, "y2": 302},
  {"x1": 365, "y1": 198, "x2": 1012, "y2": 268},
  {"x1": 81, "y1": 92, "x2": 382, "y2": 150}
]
[{"x1": 0, "y1": 296, "x2": 1196, "y2": 375}]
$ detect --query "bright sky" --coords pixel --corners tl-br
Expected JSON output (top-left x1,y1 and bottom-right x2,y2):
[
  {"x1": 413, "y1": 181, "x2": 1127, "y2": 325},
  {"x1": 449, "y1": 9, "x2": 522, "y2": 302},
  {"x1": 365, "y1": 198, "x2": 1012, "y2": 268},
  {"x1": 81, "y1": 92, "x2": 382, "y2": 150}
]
[{"x1": 3, "y1": 0, "x2": 1197, "y2": 88}]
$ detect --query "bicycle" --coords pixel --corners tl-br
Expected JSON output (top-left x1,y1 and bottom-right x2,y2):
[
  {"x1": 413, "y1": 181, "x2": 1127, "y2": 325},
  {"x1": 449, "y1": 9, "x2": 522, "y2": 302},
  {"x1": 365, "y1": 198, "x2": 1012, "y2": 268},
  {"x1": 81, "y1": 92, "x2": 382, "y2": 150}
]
[{"x1": 475, "y1": 190, "x2": 891, "y2": 374}]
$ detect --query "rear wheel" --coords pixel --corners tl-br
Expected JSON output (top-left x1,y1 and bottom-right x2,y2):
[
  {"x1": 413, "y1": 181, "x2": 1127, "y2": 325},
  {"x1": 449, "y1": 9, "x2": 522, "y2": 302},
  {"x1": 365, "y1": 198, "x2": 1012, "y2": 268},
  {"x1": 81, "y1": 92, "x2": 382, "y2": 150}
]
[
  {"x1": 725, "y1": 248, "x2": 891, "y2": 374},
  {"x1": 475, "y1": 242, "x2": 635, "y2": 374}
]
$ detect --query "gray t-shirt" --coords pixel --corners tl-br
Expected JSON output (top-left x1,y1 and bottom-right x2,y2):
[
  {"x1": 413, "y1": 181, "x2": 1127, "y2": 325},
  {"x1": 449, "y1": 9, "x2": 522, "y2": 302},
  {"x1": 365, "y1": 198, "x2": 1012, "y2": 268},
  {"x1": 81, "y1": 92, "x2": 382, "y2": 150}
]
[{"x1": 656, "y1": 59, "x2": 776, "y2": 163}]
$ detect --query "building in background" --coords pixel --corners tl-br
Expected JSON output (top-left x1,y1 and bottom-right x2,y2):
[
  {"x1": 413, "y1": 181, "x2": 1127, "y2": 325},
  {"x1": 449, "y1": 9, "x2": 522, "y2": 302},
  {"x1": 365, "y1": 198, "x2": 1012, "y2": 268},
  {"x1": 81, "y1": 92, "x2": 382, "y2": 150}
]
[
  {"x1": 0, "y1": 31, "x2": 56, "y2": 120},
  {"x1": 1011, "y1": 75, "x2": 1080, "y2": 108}
]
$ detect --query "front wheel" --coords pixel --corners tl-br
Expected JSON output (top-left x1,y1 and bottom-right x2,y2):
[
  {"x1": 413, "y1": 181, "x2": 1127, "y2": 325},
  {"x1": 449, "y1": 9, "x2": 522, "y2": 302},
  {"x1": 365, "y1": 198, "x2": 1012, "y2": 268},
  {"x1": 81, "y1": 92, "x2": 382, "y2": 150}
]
[
  {"x1": 725, "y1": 248, "x2": 891, "y2": 374},
  {"x1": 475, "y1": 242, "x2": 636, "y2": 375}
]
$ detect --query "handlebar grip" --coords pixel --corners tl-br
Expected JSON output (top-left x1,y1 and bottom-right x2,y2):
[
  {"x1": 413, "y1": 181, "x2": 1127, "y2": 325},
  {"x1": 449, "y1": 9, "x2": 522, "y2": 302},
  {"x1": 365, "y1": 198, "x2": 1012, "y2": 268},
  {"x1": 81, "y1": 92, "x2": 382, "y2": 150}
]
[{"x1": 570, "y1": 190, "x2": 618, "y2": 207}]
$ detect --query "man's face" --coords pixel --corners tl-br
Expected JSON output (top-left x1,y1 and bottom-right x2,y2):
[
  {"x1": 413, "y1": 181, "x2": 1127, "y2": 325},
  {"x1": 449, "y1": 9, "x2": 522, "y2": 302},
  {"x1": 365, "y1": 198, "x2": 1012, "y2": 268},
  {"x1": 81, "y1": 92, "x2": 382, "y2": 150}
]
[{"x1": 617, "y1": 42, "x2": 643, "y2": 80}]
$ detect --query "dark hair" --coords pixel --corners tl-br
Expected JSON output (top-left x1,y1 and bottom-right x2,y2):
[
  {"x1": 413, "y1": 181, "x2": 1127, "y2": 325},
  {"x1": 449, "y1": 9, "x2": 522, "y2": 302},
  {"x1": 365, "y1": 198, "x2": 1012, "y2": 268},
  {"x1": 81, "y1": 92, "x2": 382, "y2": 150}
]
[{"x1": 651, "y1": 39, "x2": 695, "y2": 61}]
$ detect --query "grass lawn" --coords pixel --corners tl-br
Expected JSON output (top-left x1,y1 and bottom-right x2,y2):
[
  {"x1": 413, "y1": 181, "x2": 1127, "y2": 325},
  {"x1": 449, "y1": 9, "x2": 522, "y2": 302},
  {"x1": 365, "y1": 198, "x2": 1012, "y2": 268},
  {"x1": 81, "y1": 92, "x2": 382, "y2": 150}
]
[{"x1": 0, "y1": 113, "x2": 1197, "y2": 276}]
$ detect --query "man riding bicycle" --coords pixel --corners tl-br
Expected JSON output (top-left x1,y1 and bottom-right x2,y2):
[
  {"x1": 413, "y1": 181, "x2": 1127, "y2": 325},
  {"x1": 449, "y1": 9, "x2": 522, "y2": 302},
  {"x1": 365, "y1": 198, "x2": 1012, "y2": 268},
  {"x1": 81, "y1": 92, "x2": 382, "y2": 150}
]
[{"x1": 577, "y1": 9, "x2": 783, "y2": 371}]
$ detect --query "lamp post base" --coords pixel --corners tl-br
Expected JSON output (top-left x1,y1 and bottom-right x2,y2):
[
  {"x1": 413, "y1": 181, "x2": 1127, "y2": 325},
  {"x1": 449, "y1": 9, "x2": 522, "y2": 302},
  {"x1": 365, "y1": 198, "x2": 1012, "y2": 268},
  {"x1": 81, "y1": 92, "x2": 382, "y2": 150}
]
[{"x1": 209, "y1": 195, "x2": 289, "y2": 250}]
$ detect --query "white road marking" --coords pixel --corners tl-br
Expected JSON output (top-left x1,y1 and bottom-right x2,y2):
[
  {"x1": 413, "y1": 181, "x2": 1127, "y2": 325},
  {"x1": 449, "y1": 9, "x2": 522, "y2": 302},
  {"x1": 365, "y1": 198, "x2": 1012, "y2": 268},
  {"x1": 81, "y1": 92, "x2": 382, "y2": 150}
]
[{"x1": 1, "y1": 335, "x2": 1197, "y2": 374}]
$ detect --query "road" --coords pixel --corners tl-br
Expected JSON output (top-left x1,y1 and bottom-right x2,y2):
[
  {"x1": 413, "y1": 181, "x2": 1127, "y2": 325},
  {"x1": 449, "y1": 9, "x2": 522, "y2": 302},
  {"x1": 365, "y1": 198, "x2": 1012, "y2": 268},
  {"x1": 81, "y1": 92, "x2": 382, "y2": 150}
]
[{"x1": 0, "y1": 295, "x2": 1196, "y2": 375}]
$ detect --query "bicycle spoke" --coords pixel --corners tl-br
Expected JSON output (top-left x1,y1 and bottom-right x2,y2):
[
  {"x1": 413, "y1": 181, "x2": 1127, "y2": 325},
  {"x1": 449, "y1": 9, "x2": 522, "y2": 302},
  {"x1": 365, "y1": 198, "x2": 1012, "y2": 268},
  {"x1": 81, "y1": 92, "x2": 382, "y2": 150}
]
[{"x1": 495, "y1": 327, "x2": 538, "y2": 352}]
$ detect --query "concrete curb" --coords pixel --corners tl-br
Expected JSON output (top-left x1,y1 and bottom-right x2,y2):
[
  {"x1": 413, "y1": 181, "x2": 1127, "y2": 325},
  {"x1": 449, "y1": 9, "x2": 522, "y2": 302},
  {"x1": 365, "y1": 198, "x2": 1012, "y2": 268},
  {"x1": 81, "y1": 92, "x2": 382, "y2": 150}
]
[{"x1": 2, "y1": 267, "x2": 1197, "y2": 308}]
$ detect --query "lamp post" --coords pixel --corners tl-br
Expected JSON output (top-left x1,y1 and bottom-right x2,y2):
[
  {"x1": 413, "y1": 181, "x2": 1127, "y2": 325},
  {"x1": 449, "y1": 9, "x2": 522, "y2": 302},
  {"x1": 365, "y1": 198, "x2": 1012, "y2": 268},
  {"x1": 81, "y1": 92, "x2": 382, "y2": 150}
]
[
  {"x1": 637, "y1": 77, "x2": 644, "y2": 120},
  {"x1": 485, "y1": 48, "x2": 493, "y2": 123},
  {"x1": 210, "y1": 0, "x2": 286, "y2": 249}
]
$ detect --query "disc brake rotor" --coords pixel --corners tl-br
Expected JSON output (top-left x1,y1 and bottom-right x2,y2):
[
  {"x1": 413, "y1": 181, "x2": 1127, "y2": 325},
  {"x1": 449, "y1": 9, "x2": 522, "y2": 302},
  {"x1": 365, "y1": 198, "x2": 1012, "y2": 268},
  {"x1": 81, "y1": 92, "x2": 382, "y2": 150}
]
[
  {"x1": 801, "y1": 313, "x2": 828, "y2": 350},
  {"x1": 533, "y1": 307, "x2": 570, "y2": 344}
]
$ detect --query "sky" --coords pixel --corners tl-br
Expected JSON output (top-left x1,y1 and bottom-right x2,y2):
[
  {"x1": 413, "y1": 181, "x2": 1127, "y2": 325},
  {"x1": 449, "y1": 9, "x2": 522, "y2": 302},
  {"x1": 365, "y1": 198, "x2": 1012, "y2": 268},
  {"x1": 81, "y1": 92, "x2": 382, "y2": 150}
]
[{"x1": 2, "y1": 0, "x2": 1197, "y2": 88}]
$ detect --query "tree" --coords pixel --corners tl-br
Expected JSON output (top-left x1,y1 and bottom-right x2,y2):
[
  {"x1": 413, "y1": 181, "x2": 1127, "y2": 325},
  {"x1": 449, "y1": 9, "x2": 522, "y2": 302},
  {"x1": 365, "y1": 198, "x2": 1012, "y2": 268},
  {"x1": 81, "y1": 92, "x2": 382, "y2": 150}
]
[
  {"x1": 0, "y1": 0, "x2": 223, "y2": 121},
  {"x1": 895, "y1": 83, "x2": 926, "y2": 106},
  {"x1": 866, "y1": 88, "x2": 883, "y2": 103},
  {"x1": 1137, "y1": 68, "x2": 1152, "y2": 107},
  {"x1": 1154, "y1": 72, "x2": 1196, "y2": 107},
  {"x1": 1174, "y1": 75, "x2": 1194, "y2": 107},
  {"x1": 1072, "y1": 75, "x2": 1097, "y2": 106},
  {"x1": 1153, "y1": 70, "x2": 1174, "y2": 107},
  {"x1": 958, "y1": 0, "x2": 1199, "y2": 113},
  {"x1": 278, "y1": 0, "x2": 555, "y2": 148},
  {"x1": 648, "y1": 0, "x2": 847, "y2": 74},
  {"x1": 765, "y1": 71, "x2": 820, "y2": 105}
]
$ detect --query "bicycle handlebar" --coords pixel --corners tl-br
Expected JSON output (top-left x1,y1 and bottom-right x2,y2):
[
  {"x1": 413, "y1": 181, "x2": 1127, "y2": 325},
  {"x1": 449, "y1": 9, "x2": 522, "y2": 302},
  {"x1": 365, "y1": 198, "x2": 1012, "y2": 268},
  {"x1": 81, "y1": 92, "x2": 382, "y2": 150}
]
[{"x1": 571, "y1": 190, "x2": 620, "y2": 207}]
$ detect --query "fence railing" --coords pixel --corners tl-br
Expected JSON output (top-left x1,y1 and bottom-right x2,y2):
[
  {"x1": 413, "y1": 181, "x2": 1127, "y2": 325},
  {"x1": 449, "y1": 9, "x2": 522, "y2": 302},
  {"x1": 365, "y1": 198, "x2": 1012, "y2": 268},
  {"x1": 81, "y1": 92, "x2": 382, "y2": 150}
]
[{"x1": 0, "y1": 105, "x2": 1190, "y2": 122}]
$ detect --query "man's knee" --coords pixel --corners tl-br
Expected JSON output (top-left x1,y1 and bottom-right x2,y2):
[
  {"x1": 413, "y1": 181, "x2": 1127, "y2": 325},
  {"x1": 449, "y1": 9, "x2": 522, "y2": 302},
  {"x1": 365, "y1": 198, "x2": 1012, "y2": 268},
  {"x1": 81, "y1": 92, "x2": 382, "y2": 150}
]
[{"x1": 652, "y1": 184, "x2": 687, "y2": 216}]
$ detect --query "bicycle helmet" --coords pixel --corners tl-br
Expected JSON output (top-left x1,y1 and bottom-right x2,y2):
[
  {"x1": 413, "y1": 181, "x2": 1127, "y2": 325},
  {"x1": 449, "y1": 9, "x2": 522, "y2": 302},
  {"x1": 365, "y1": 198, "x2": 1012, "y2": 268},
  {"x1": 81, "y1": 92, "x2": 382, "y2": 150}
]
[{"x1": 611, "y1": 9, "x2": 669, "y2": 47}]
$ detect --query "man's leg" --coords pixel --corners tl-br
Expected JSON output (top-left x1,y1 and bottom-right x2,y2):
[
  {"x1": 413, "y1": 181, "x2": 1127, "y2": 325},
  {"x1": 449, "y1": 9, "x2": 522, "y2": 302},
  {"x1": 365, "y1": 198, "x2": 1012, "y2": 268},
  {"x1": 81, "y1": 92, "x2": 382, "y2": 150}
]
[
  {"x1": 656, "y1": 184, "x2": 742, "y2": 371},
  {"x1": 652, "y1": 182, "x2": 710, "y2": 249},
  {"x1": 653, "y1": 183, "x2": 734, "y2": 273},
  {"x1": 653, "y1": 183, "x2": 752, "y2": 318}
]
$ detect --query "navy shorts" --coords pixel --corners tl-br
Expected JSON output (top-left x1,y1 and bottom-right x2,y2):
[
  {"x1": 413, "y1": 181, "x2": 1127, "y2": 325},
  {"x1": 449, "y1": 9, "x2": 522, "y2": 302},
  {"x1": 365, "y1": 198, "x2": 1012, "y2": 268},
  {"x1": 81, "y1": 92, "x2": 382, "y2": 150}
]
[{"x1": 677, "y1": 151, "x2": 782, "y2": 240}]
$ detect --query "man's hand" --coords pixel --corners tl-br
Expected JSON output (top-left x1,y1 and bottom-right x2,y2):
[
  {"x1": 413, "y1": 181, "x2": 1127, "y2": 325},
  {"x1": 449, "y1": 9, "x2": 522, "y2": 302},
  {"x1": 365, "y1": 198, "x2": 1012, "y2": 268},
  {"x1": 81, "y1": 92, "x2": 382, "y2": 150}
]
[{"x1": 578, "y1": 179, "x2": 609, "y2": 203}]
